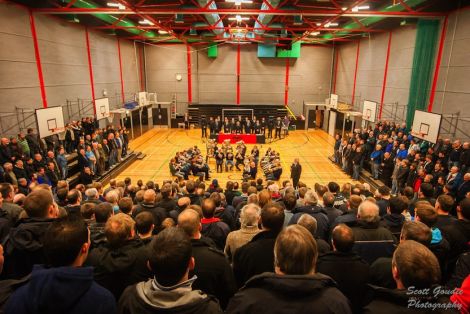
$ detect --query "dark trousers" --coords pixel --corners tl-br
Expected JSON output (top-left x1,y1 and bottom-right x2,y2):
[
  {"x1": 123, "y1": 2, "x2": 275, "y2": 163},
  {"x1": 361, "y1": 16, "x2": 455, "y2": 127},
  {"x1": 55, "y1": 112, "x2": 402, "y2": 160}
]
[{"x1": 201, "y1": 127, "x2": 207, "y2": 138}]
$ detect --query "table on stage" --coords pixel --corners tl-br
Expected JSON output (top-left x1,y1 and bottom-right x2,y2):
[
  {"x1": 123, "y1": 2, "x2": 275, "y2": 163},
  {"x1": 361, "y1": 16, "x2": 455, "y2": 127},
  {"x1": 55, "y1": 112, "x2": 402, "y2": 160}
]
[{"x1": 210, "y1": 133, "x2": 266, "y2": 144}]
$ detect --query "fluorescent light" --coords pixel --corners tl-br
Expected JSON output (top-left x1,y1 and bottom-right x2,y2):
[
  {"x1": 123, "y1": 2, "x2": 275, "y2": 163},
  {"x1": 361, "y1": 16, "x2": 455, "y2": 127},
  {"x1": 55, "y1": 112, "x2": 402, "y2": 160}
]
[
  {"x1": 228, "y1": 15, "x2": 249, "y2": 22},
  {"x1": 139, "y1": 19, "x2": 154, "y2": 26},
  {"x1": 324, "y1": 22, "x2": 338, "y2": 27},
  {"x1": 309, "y1": 31, "x2": 320, "y2": 36},
  {"x1": 158, "y1": 30, "x2": 169, "y2": 35},
  {"x1": 343, "y1": 5, "x2": 370, "y2": 12},
  {"x1": 225, "y1": 0, "x2": 253, "y2": 5},
  {"x1": 107, "y1": 2, "x2": 126, "y2": 10}
]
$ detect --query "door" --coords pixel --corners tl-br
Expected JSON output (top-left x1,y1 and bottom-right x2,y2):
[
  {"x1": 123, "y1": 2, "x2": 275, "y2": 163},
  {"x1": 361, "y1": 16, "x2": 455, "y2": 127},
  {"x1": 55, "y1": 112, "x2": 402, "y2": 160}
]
[{"x1": 153, "y1": 106, "x2": 169, "y2": 126}]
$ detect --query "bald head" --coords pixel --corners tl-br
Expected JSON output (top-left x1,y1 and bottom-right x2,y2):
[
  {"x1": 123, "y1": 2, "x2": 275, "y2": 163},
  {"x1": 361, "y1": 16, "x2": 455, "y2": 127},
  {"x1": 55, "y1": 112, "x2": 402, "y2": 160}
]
[
  {"x1": 143, "y1": 189, "x2": 156, "y2": 203},
  {"x1": 177, "y1": 197, "x2": 191, "y2": 210},
  {"x1": 177, "y1": 209, "x2": 201, "y2": 238},
  {"x1": 332, "y1": 224, "x2": 355, "y2": 253}
]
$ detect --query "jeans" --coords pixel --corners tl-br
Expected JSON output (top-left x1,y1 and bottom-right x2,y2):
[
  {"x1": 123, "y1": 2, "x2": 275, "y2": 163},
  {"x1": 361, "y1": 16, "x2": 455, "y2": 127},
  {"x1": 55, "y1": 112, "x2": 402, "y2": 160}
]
[
  {"x1": 225, "y1": 160, "x2": 234, "y2": 171},
  {"x1": 372, "y1": 163, "x2": 380, "y2": 179},
  {"x1": 353, "y1": 165, "x2": 361, "y2": 180},
  {"x1": 391, "y1": 179, "x2": 399, "y2": 195},
  {"x1": 109, "y1": 149, "x2": 117, "y2": 167}
]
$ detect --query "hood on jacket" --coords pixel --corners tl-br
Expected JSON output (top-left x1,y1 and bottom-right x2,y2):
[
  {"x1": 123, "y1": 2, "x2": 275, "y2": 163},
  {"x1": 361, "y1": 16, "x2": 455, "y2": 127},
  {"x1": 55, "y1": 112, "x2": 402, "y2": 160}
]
[
  {"x1": 243, "y1": 272, "x2": 337, "y2": 297},
  {"x1": 136, "y1": 278, "x2": 209, "y2": 310},
  {"x1": 96, "y1": 239, "x2": 145, "y2": 273},
  {"x1": 23, "y1": 265, "x2": 94, "y2": 314},
  {"x1": 431, "y1": 227, "x2": 443, "y2": 245},
  {"x1": 383, "y1": 214, "x2": 405, "y2": 227},
  {"x1": 8, "y1": 218, "x2": 54, "y2": 252}
]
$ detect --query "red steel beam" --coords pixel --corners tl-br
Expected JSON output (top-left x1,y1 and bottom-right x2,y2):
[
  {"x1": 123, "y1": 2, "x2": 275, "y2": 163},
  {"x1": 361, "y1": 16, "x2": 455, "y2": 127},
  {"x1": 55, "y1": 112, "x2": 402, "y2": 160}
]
[
  {"x1": 428, "y1": 15, "x2": 448, "y2": 112},
  {"x1": 85, "y1": 28, "x2": 96, "y2": 113},
  {"x1": 29, "y1": 10, "x2": 48, "y2": 108},
  {"x1": 379, "y1": 31, "x2": 392, "y2": 119},
  {"x1": 33, "y1": 7, "x2": 446, "y2": 17},
  {"x1": 351, "y1": 40, "x2": 360, "y2": 106},
  {"x1": 284, "y1": 58, "x2": 290, "y2": 106},
  {"x1": 187, "y1": 44, "x2": 192, "y2": 104},
  {"x1": 117, "y1": 38, "x2": 125, "y2": 104},
  {"x1": 236, "y1": 43, "x2": 241, "y2": 105}
]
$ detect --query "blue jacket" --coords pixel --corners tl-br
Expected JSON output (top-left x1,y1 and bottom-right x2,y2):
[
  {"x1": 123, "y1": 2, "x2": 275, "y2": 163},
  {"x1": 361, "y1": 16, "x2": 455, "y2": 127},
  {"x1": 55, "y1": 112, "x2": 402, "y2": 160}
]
[
  {"x1": 396, "y1": 149, "x2": 408, "y2": 159},
  {"x1": 5, "y1": 265, "x2": 116, "y2": 314},
  {"x1": 370, "y1": 150, "x2": 383, "y2": 164}
]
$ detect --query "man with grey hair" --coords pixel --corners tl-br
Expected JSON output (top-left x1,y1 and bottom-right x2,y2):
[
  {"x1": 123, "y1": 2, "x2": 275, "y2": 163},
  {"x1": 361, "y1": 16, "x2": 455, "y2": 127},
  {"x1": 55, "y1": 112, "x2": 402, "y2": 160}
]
[
  {"x1": 297, "y1": 214, "x2": 330, "y2": 254},
  {"x1": 351, "y1": 200, "x2": 395, "y2": 264},
  {"x1": 178, "y1": 209, "x2": 236, "y2": 309},
  {"x1": 288, "y1": 190, "x2": 329, "y2": 240},
  {"x1": 225, "y1": 204, "x2": 261, "y2": 262},
  {"x1": 84, "y1": 188, "x2": 101, "y2": 205}
]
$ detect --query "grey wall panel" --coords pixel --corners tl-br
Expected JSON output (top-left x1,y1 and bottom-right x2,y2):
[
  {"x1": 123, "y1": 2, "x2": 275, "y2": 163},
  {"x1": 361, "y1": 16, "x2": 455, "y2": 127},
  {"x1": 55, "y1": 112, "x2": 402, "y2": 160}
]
[
  {"x1": 434, "y1": 8, "x2": 470, "y2": 125},
  {"x1": 0, "y1": 3, "x2": 41, "y2": 112}
]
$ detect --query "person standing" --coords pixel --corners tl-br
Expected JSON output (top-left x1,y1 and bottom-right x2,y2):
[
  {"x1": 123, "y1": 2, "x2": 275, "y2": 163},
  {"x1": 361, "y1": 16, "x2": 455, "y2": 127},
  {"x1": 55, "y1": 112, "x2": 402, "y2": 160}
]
[
  {"x1": 290, "y1": 158, "x2": 302, "y2": 188},
  {"x1": 274, "y1": 117, "x2": 282, "y2": 139},
  {"x1": 267, "y1": 118, "x2": 274, "y2": 139},
  {"x1": 184, "y1": 112, "x2": 190, "y2": 130},
  {"x1": 201, "y1": 116, "x2": 208, "y2": 138}
]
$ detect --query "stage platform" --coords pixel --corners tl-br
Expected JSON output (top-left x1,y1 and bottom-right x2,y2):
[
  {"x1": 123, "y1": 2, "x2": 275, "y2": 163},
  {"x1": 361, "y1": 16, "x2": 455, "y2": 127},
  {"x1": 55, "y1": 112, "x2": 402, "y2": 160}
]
[
  {"x1": 209, "y1": 133, "x2": 266, "y2": 144},
  {"x1": 114, "y1": 128, "x2": 357, "y2": 189}
]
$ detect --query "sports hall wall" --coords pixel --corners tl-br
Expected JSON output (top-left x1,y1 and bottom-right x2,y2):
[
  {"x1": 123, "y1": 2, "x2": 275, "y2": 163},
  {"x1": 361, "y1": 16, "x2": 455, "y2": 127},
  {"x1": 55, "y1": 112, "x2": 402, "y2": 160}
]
[
  {"x1": 0, "y1": 2, "x2": 139, "y2": 115},
  {"x1": 145, "y1": 44, "x2": 333, "y2": 114},
  {"x1": 334, "y1": 8, "x2": 470, "y2": 138}
]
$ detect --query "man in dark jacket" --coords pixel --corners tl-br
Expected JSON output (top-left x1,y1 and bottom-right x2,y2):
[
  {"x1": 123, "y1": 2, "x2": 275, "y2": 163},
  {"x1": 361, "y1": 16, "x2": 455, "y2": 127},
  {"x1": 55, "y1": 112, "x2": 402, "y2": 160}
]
[
  {"x1": 227, "y1": 225, "x2": 351, "y2": 314},
  {"x1": 364, "y1": 241, "x2": 453, "y2": 314},
  {"x1": 382, "y1": 196, "x2": 407, "y2": 238},
  {"x1": 380, "y1": 152, "x2": 394, "y2": 187},
  {"x1": 178, "y1": 209, "x2": 236, "y2": 309},
  {"x1": 2, "y1": 189, "x2": 58, "y2": 279},
  {"x1": 288, "y1": 190, "x2": 329, "y2": 240},
  {"x1": 118, "y1": 227, "x2": 223, "y2": 314},
  {"x1": 290, "y1": 158, "x2": 302, "y2": 188},
  {"x1": 233, "y1": 203, "x2": 285, "y2": 288},
  {"x1": 5, "y1": 216, "x2": 116, "y2": 314},
  {"x1": 317, "y1": 224, "x2": 369, "y2": 312},
  {"x1": 200, "y1": 198, "x2": 230, "y2": 251},
  {"x1": 351, "y1": 200, "x2": 395, "y2": 264},
  {"x1": 85, "y1": 213, "x2": 152, "y2": 300},
  {"x1": 133, "y1": 189, "x2": 168, "y2": 230},
  {"x1": 89, "y1": 202, "x2": 113, "y2": 249}
]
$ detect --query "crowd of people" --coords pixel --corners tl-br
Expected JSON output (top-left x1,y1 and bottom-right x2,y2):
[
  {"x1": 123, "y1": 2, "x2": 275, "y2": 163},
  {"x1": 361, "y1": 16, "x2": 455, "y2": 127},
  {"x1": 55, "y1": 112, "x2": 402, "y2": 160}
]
[
  {"x1": 0, "y1": 169, "x2": 466, "y2": 313},
  {"x1": 199, "y1": 115, "x2": 291, "y2": 139},
  {"x1": 334, "y1": 121, "x2": 470, "y2": 202},
  {"x1": 0, "y1": 117, "x2": 130, "y2": 188},
  {"x1": 0, "y1": 118, "x2": 467, "y2": 313},
  {"x1": 170, "y1": 142, "x2": 284, "y2": 182}
]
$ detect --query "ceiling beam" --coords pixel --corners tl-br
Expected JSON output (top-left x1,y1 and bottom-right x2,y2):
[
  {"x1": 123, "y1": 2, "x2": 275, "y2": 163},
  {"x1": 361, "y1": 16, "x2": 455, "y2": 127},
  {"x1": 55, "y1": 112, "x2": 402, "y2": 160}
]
[{"x1": 32, "y1": 7, "x2": 446, "y2": 17}]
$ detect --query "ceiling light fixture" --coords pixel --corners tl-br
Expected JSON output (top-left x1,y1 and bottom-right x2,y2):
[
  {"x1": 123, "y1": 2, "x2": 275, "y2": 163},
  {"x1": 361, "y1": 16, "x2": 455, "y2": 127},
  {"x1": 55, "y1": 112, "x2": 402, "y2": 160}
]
[
  {"x1": 158, "y1": 30, "x2": 169, "y2": 35},
  {"x1": 342, "y1": 5, "x2": 370, "y2": 12},
  {"x1": 228, "y1": 15, "x2": 250, "y2": 23},
  {"x1": 139, "y1": 19, "x2": 154, "y2": 26},
  {"x1": 225, "y1": 0, "x2": 253, "y2": 5},
  {"x1": 309, "y1": 31, "x2": 320, "y2": 36},
  {"x1": 107, "y1": 2, "x2": 126, "y2": 10}
]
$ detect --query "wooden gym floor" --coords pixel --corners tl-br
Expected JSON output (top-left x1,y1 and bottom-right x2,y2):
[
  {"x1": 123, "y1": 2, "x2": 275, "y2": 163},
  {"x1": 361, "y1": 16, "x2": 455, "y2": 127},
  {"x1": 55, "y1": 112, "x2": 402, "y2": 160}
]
[{"x1": 115, "y1": 128, "x2": 355, "y2": 188}]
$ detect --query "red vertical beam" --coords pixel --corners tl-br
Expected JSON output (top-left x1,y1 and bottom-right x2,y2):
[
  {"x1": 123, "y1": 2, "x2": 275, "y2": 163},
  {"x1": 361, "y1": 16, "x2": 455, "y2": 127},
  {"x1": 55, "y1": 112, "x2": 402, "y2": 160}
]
[
  {"x1": 138, "y1": 46, "x2": 144, "y2": 91},
  {"x1": 116, "y1": 38, "x2": 125, "y2": 104},
  {"x1": 186, "y1": 44, "x2": 192, "y2": 104},
  {"x1": 236, "y1": 43, "x2": 241, "y2": 105},
  {"x1": 428, "y1": 15, "x2": 449, "y2": 112},
  {"x1": 379, "y1": 31, "x2": 393, "y2": 119},
  {"x1": 29, "y1": 10, "x2": 48, "y2": 108},
  {"x1": 332, "y1": 48, "x2": 339, "y2": 94},
  {"x1": 85, "y1": 28, "x2": 96, "y2": 113},
  {"x1": 284, "y1": 57, "x2": 290, "y2": 106},
  {"x1": 351, "y1": 40, "x2": 360, "y2": 106}
]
